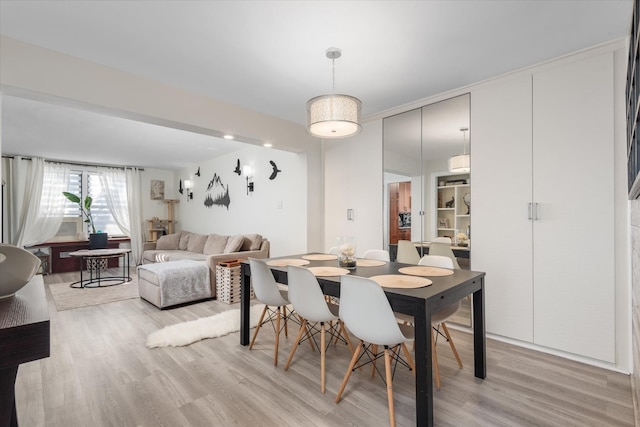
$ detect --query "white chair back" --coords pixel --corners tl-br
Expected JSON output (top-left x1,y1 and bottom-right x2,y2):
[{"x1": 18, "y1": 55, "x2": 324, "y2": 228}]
[
  {"x1": 418, "y1": 255, "x2": 454, "y2": 269},
  {"x1": 396, "y1": 240, "x2": 420, "y2": 264},
  {"x1": 327, "y1": 246, "x2": 338, "y2": 255},
  {"x1": 249, "y1": 258, "x2": 289, "y2": 307},
  {"x1": 287, "y1": 266, "x2": 337, "y2": 323},
  {"x1": 429, "y1": 240, "x2": 461, "y2": 269},
  {"x1": 362, "y1": 249, "x2": 390, "y2": 262},
  {"x1": 339, "y1": 275, "x2": 412, "y2": 346},
  {"x1": 433, "y1": 237, "x2": 452, "y2": 244}
]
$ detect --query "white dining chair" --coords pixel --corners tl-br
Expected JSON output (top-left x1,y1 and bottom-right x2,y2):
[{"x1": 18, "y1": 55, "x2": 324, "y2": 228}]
[
  {"x1": 396, "y1": 240, "x2": 420, "y2": 264},
  {"x1": 284, "y1": 265, "x2": 353, "y2": 393},
  {"x1": 362, "y1": 249, "x2": 390, "y2": 262},
  {"x1": 327, "y1": 246, "x2": 338, "y2": 255},
  {"x1": 429, "y1": 237, "x2": 461, "y2": 269},
  {"x1": 335, "y1": 274, "x2": 415, "y2": 427},
  {"x1": 248, "y1": 258, "x2": 295, "y2": 366},
  {"x1": 400, "y1": 254, "x2": 463, "y2": 389},
  {"x1": 418, "y1": 254, "x2": 453, "y2": 269}
]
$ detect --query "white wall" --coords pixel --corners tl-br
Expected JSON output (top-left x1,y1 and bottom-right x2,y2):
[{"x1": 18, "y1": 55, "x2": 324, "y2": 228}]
[
  {"x1": 175, "y1": 145, "x2": 307, "y2": 257},
  {"x1": 324, "y1": 120, "x2": 383, "y2": 256},
  {"x1": 140, "y1": 167, "x2": 176, "y2": 237}
]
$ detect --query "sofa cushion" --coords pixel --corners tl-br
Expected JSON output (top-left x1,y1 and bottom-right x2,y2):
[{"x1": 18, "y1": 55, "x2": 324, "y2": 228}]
[
  {"x1": 179, "y1": 231, "x2": 192, "y2": 250},
  {"x1": 224, "y1": 234, "x2": 244, "y2": 253},
  {"x1": 241, "y1": 233, "x2": 263, "y2": 251},
  {"x1": 203, "y1": 234, "x2": 229, "y2": 255},
  {"x1": 156, "y1": 232, "x2": 181, "y2": 250},
  {"x1": 187, "y1": 233, "x2": 208, "y2": 253}
]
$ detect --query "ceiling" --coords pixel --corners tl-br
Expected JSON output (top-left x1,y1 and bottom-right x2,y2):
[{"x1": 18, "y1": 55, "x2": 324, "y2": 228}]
[{"x1": 0, "y1": 1, "x2": 634, "y2": 169}]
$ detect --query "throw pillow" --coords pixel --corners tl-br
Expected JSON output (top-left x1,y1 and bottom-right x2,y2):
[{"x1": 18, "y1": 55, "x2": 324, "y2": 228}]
[
  {"x1": 203, "y1": 234, "x2": 229, "y2": 255},
  {"x1": 187, "y1": 233, "x2": 208, "y2": 253},
  {"x1": 179, "y1": 231, "x2": 192, "y2": 250},
  {"x1": 224, "y1": 234, "x2": 244, "y2": 253},
  {"x1": 241, "y1": 233, "x2": 263, "y2": 251},
  {"x1": 156, "y1": 232, "x2": 181, "y2": 250}
]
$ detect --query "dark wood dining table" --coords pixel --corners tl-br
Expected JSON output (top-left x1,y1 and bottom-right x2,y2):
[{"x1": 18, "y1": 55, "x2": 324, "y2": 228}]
[{"x1": 239, "y1": 254, "x2": 486, "y2": 427}]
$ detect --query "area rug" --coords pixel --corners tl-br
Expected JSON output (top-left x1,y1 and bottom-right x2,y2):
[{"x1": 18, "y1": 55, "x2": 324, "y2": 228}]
[
  {"x1": 146, "y1": 304, "x2": 266, "y2": 348},
  {"x1": 49, "y1": 278, "x2": 139, "y2": 311}
]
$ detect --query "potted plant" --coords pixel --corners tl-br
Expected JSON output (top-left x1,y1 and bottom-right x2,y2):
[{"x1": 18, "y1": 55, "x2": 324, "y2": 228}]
[{"x1": 62, "y1": 192, "x2": 108, "y2": 249}]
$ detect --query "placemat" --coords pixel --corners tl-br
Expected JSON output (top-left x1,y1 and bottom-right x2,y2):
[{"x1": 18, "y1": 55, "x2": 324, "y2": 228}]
[
  {"x1": 302, "y1": 254, "x2": 338, "y2": 261},
  {"x1": 370, "y1": 274, "x2": 432, "y2": 289},
  {"x1": 307, "y1": 266, "x2": 350, "y2": 277},
  {"x1": 266, "y1": 258, "x2": 310, "y2": 267},
  {"x1": 397, "y1": 266, "x2": 454, "y2": 277},
  {"x1": 356, "y1": 259, "x2": 386, "y2": 267}
]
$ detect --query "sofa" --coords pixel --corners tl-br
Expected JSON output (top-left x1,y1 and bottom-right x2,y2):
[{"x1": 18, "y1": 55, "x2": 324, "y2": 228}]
[{"x1": 142, "y1": 231, "x2": 269, "y2": 298}]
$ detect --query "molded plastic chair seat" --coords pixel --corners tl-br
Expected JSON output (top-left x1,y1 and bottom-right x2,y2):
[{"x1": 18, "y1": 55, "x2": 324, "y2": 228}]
[
  {"x1": 397, "y1": 254, "x2": 463, "y2": 389},
  {"x1": 284, "y1": 265, "x2": 353, "y2": 393},
  {"x1": 248, "y1": 258, "x2": 296, "y2": 366},
  {"x1": 396, "y1": 240, "x2": 420, "y2": 264},
  {"x1": 362, "y1": 249, "x2": 390, "y2": 262},
  {"x1": 335, "y1": 275, "x2": 415, "y2": 427},
  {"x1": 429, "y1": 237, "x2": 461, "y2": 269}
]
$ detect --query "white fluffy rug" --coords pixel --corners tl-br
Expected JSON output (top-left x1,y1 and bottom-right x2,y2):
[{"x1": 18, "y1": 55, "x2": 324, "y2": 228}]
[{"x1": 146, "y1": 304, "x2": 266, "y2": 348}]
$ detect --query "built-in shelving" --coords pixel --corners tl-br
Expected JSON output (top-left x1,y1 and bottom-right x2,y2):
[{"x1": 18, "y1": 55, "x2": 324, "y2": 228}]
[{"x1": 434, "y1": 173, "x2": 470, "y2": 242}]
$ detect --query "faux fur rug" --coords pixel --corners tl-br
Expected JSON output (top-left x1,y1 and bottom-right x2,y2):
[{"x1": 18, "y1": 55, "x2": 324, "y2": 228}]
[
  {"x1": 49, "y1": 278, "x2": 139, "y2": 311},
  {"x1": 146, "y1": 304, "x2": 266, "y2": 348}
]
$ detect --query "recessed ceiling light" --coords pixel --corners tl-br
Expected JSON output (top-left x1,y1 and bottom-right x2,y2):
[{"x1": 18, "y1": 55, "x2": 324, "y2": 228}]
[
  {"x1": 263, "y1": 143, "x2": 273, "y2": 148},
  {"x1": 223, "y1": 134, "x2": 234, "y2": 140}
]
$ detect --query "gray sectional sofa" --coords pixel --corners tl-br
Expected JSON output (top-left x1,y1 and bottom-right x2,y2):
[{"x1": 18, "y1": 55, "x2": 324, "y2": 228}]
[{"x1": 141, "y1": 231, "x2": 269, "y2": 298}]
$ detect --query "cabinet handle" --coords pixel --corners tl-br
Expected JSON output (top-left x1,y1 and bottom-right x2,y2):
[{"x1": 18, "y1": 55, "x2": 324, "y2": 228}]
[
  {"x1": 534, "y1": 203, "x2": 540, "y2": 220},
  {"x1": 528, "y1": 203, "x2": 532, "y2": 220}
]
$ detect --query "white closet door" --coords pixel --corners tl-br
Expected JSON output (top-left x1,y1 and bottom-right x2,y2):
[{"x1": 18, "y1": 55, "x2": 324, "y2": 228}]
[
  {"x1": 532, "y1": 52, "x2": 615, "y2": 362},
  {"x1": 471, "y1": 75, "x2": 534, "y2": 341}
]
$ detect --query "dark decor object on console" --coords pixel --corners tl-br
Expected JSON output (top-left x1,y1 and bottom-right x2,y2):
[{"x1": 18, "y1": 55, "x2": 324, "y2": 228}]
[{"x1": 89, "y1": 232, "x2": 108, "y2": 249}]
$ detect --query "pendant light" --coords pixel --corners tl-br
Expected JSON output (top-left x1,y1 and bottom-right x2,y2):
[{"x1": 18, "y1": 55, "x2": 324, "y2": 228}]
[
  {"x1": 449, "y1": 127, "x2": 470, "y2": 173},
  {"x1": 306, "y1": 48, "x2": 362, "y2": 139}
]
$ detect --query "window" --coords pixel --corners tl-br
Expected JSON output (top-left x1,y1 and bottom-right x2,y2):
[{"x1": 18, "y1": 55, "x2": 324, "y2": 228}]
[{"x1": 62, "y1": 169, "x2": 126, "y2": 236}]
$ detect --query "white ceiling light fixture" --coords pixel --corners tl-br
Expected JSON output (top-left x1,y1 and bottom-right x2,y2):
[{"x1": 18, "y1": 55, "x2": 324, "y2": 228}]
[
  {"x1": 306, "y1": 47, "x2": 362, "y2": 139},
  {"x1": 449, "y1": 127, "x2": 470, "y2": 173}
]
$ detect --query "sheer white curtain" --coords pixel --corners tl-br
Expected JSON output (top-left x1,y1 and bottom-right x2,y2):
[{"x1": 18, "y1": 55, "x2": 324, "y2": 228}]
[
  {"x1": 125, "y1": 167, "x2": 144, "y2": 265},
  {"x1": 10, "y1": 158, "x2": 69, "y2": 247},
  {"x1": 99, "y1": 167, "x2": 145, "y2": 265},
  {"x1": 99, "y1": 168, "x2": 130, "y2": 234}
]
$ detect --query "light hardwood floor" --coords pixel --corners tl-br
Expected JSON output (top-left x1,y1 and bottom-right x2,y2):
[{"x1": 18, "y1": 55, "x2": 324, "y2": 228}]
[{"x1": 13, "y1": 269, "x2": 636, "y2": 426}]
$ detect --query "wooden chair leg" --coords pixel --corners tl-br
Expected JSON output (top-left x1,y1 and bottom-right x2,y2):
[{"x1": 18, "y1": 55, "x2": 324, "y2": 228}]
[
  {"x1": 441, "y1": 322, "x2": 463, "y2": 368},
  {"x1": 249, "y1": 305, "x2": 268, "y2": 349},
  {"x1": 336, "y1": 341, "x2": 363, "y2": 403},
  {"x1": 384, "y1": 348, "x2": 396, "y2": 427},
  {"x1": 285, "y1": 319, "x2": 308, "y2": 370},
  {"x1": 321, "y1": 322, "x2": 326, "y2": 393},
  {"x1": 339, "y1": 321, "x2": 355, "y2": 354},
  {"x1": 431, "y1": 328, "x2": 441, "y2": 390},
  {"x1": 274, "y1": 306, "x2": 282, "y2": 366}
]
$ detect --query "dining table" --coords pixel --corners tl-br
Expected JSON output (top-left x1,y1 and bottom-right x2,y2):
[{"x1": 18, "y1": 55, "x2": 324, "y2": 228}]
[{"x1": 239, "y1": 254, "x2": 486, "y2": 427}]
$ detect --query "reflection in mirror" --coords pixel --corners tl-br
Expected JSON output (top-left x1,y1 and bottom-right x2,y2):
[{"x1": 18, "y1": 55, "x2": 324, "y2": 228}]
[{"x1": 383, "y1": 94, "x2": 471, "y2": 326}]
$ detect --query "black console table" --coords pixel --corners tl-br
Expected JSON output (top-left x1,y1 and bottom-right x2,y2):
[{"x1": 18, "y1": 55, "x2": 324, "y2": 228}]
[{"x1": 0, "y1": 275, "x2": 50, "y2": 426}]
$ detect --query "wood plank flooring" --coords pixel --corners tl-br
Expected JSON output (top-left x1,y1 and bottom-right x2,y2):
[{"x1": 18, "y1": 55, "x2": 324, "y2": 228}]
[{"x1": 12, "y1": 269, "x2": 636, "y2": 426}]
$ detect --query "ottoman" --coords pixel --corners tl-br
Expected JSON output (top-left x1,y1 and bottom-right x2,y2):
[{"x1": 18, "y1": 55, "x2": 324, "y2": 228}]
[{"x1": 137, "y1": 259, "x2": 211, "y2": 309}]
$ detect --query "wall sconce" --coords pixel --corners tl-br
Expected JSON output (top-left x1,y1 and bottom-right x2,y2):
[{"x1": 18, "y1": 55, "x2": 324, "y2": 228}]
[
  {"x1": 243, "y1": 165, "x2": 254, "y2": 195},
  {"x1": 183, "y1": 179, "x2": 194, "y2": 202}
]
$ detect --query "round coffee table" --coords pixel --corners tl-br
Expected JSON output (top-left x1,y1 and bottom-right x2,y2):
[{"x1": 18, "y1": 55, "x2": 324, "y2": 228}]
[{"x1": 69, "y1": 248, "x2": 132, "y2": 288}]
